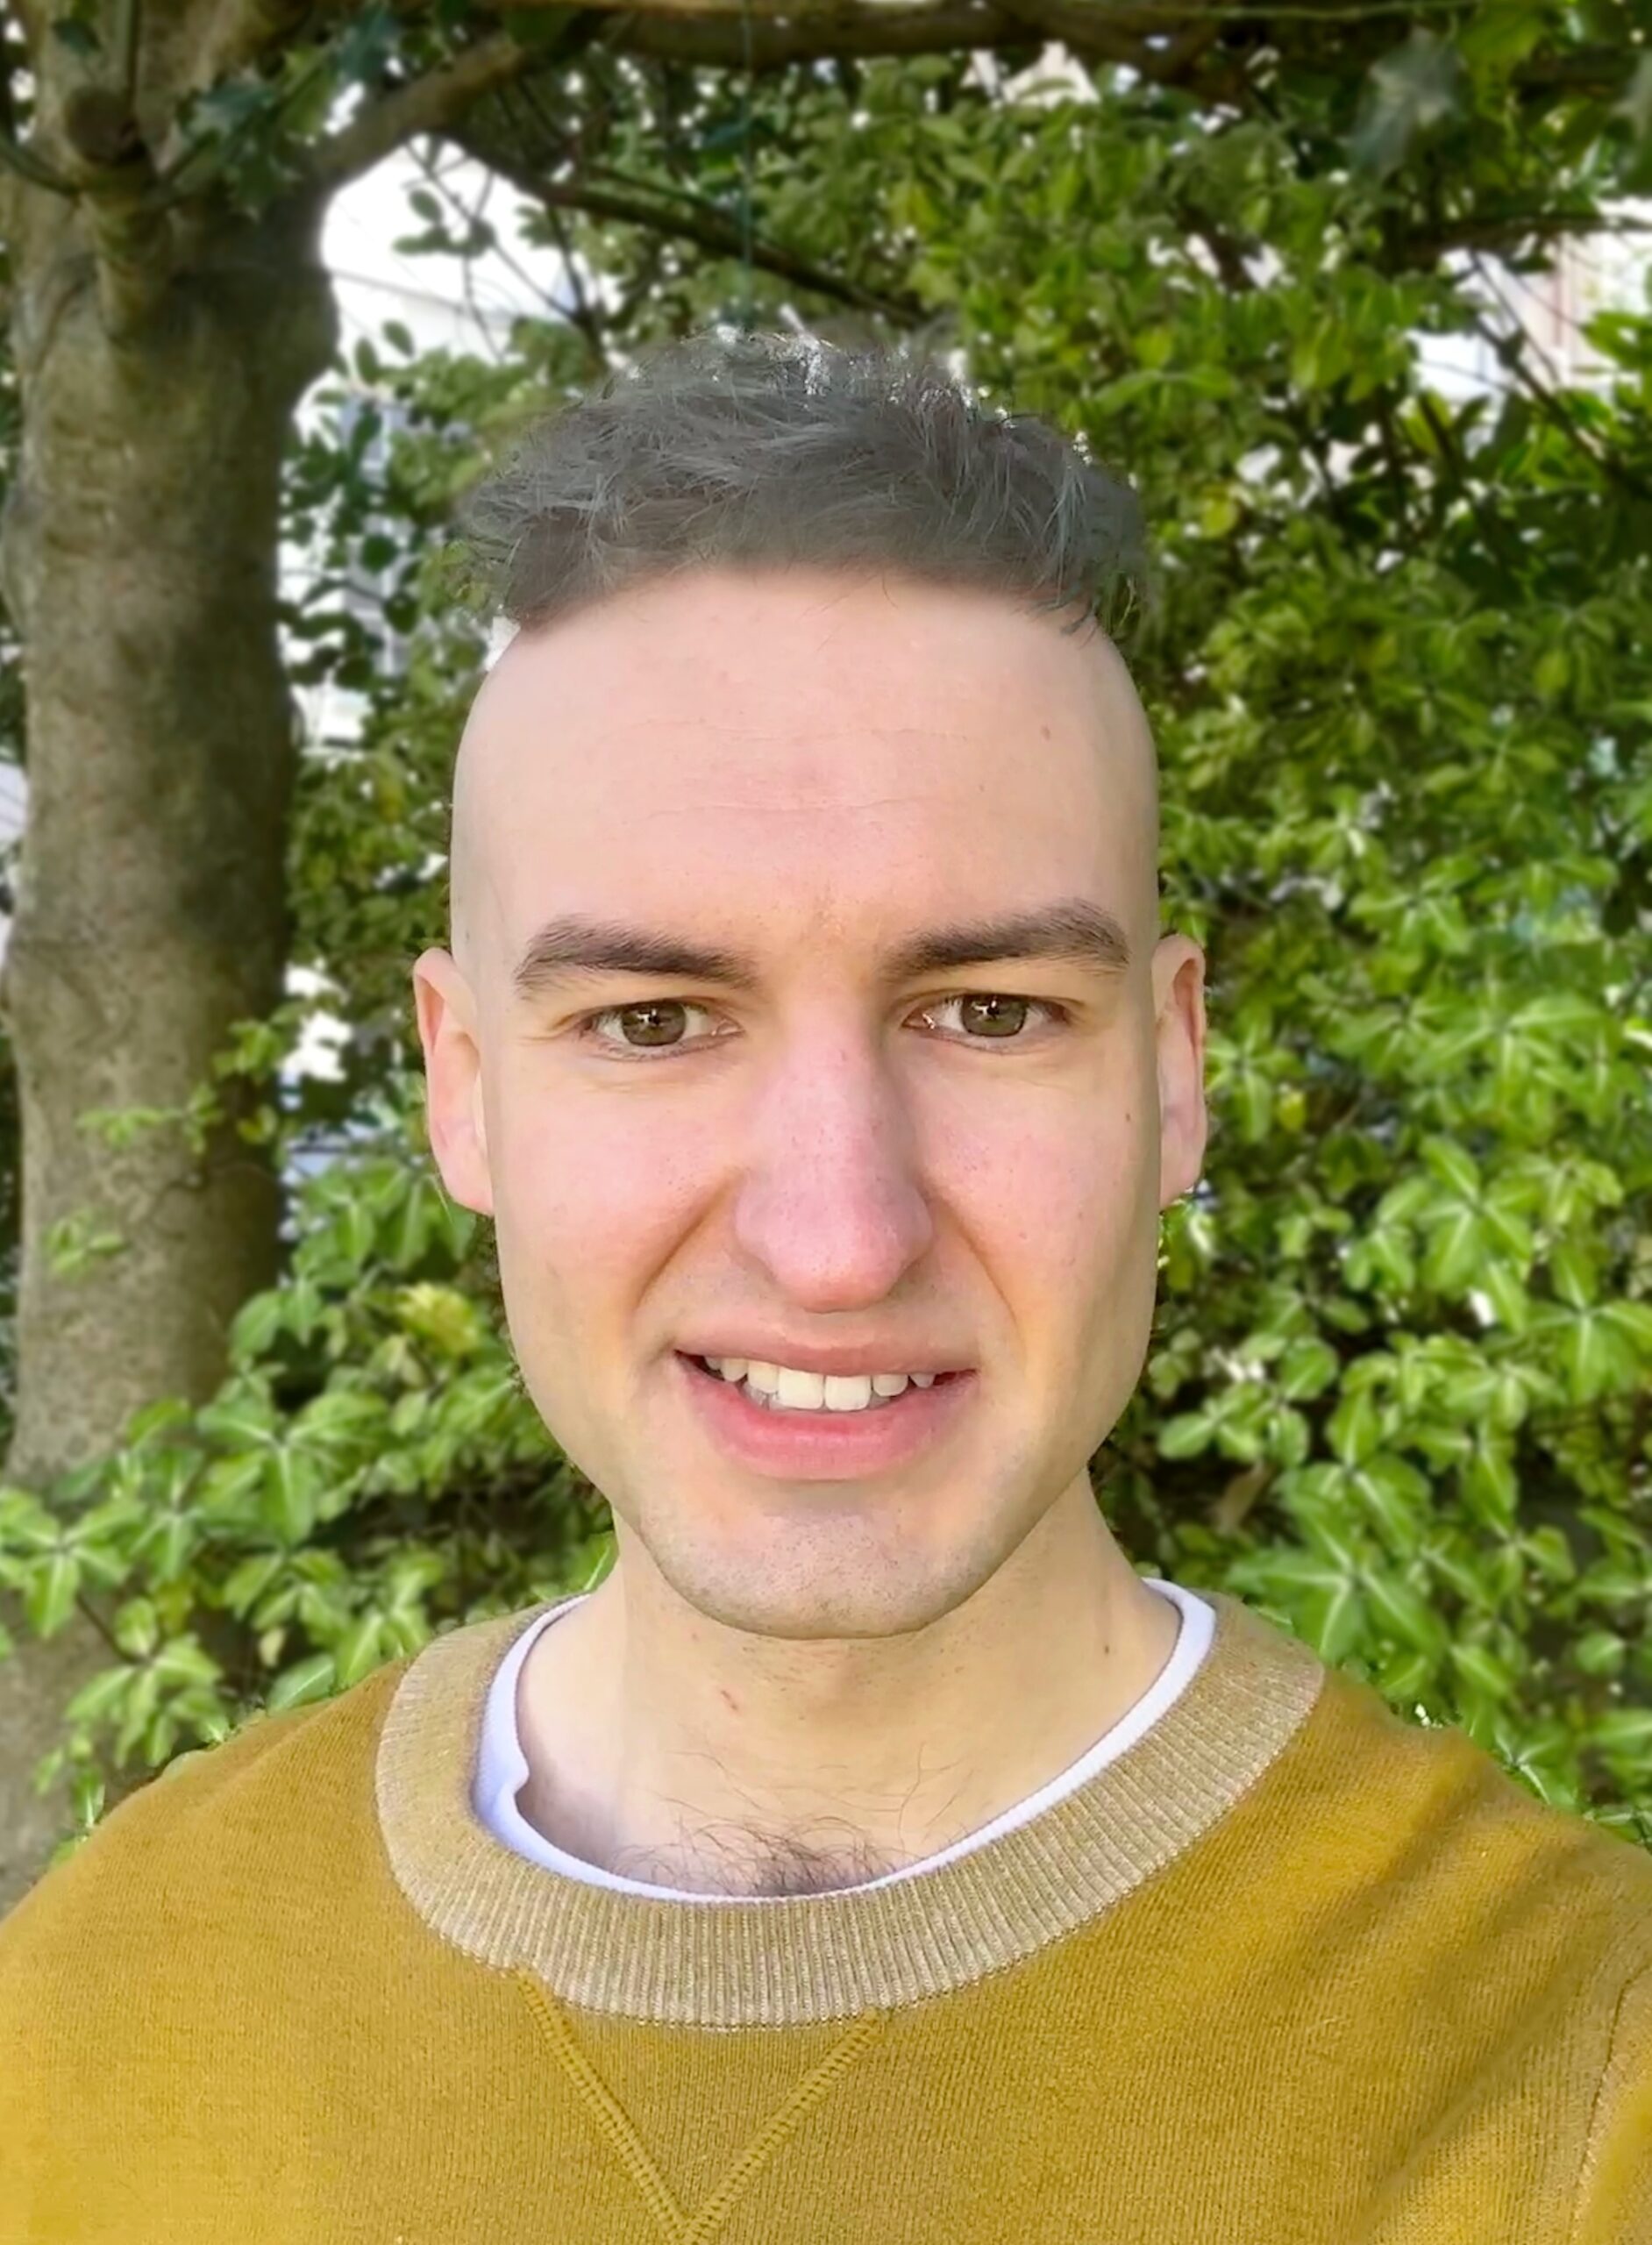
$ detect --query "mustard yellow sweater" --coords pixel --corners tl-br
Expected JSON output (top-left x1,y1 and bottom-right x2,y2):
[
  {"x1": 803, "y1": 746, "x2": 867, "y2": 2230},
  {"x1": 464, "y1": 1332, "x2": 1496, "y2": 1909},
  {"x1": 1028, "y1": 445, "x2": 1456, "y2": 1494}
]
[{"x1": 3, "y1": 1586, "x2": 1650, "y2": 2244}]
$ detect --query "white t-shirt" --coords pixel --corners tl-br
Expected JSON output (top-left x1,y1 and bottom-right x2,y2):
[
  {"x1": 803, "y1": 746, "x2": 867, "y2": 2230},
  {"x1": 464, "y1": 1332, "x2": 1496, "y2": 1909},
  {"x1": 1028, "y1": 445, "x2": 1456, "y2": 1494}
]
[{"x1": 474, "y1": 1575, "x2": 1216, "y2": 1900}]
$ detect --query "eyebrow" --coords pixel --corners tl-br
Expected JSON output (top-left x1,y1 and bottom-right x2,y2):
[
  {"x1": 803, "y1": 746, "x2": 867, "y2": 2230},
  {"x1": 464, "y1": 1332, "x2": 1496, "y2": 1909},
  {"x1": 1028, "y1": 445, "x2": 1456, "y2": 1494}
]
[{"x1": 511, "y1": 899, "x2": 1132, "y2": 1003}]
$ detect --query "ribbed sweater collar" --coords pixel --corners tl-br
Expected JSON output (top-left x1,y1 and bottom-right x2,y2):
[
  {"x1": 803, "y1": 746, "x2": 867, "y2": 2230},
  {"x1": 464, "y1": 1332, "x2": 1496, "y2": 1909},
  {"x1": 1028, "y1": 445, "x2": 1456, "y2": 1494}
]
[{"x1": 374, "y1": 1586, "x2": 1327, "y2": 2029}]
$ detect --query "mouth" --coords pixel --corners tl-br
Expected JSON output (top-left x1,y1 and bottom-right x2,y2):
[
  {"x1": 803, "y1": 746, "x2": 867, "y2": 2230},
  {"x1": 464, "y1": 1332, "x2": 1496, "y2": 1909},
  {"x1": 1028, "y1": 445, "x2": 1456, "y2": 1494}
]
[
  {"x1": 678, "y1": 1352, "x2": 967, "y2": 1411},
  {"x1": 673, "y1": 1350, "x2": 976, "y2": 1479}
]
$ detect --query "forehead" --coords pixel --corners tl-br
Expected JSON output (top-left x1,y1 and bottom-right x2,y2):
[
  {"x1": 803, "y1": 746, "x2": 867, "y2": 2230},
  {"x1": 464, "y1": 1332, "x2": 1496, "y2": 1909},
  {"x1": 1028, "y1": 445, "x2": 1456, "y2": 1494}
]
[{"x1": 454, "y1": 568, "x2": 1155, "y2": 974}]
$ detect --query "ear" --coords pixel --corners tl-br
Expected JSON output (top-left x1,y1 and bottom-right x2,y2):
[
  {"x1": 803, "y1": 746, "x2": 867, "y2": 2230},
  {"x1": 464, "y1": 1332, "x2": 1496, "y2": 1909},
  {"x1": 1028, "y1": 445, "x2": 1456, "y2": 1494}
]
[
  {"x1": 411, "y1": 947, "x2": 495, "y2": 1216},
  {"x1": 1151, "y1": 932, "x2": 1207, "y2": 1207}
]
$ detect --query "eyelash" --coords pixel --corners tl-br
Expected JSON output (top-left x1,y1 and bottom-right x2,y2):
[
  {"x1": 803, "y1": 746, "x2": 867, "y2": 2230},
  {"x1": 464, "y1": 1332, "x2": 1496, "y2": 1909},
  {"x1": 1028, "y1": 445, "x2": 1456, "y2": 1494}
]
[{"x1": 573, "y1": 994, "x2": 1072, "y2": 1060}]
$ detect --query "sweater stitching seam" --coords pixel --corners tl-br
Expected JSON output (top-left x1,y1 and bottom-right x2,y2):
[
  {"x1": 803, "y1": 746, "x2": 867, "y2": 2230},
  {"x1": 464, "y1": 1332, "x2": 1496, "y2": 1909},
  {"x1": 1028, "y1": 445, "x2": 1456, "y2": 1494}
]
[
  {"x1": 1564, "y1": 1927, "x2": 1652, "y2": 2245},
  {"x1": 516, "y1": 1968, "x2": 890, "y2": 2242}
]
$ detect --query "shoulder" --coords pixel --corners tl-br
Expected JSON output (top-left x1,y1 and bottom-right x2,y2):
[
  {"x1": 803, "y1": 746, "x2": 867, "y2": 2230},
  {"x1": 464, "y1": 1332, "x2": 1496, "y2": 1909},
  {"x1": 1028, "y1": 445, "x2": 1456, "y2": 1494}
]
[
  {"x1": 0, "y1": 1643, "x2": 417, "y2": 1981},
  {"x1": 1284, "y1": 1647, "x2": 1652, "y2": 1975}
]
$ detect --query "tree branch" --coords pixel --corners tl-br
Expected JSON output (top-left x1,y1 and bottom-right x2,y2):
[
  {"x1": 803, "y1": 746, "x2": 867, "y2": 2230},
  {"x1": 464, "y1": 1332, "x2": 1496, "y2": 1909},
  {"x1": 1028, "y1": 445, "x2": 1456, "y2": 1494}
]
[
  {"x1": 538, "y1": 196, "x2": 608, "y2": 354},
  {"x1": 509, "y1": 1, "x2": 1028, "y2": 74},
  {"x1": 0, "y1": 132, "x2": 79, "y2": 198},
  {"x1": 113, "y1": 0, "x2": 143, "y2": 108},
  {"x1": 305, "y1": 26, "x2": 559, "y2": 192},
  {"x1": 450, "y1": 132, "x2": 927, "y2": 325},
  {"x1": 1463, "y1": 291, "x2": 1652, "y2": 505},
  {"x1": 988, "y1": 0, "x2": 1243, "y2": 96},
  {"x1": 1392, "y1": 207, "x2": 1652, "y2": 273},
  {"x1": 473, "y1": 0, "x2": 1242, "y2": 96},
  {"x1": 598, "y1": 0, "x2": 1238, "y2": 89}
]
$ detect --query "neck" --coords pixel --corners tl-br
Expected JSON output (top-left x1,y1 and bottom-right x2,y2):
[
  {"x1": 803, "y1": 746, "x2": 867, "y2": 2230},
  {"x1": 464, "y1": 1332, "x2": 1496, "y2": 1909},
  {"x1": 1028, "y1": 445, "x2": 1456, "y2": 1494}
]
[{"x1": 514, "y1": 1486, "x2": 1182, "y2": 1898}]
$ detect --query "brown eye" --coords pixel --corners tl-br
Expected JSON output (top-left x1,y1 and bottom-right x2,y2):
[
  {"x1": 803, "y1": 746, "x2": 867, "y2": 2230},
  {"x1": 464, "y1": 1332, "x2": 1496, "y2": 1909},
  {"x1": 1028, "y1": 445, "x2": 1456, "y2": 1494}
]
[
  {"x1": 614, "y1": 1001, "x2": 691, "y2": 1047},
  {"x1": 579, "y1": 992, "x2": 1065, "y2": 1061},
  {"x1": 958, "y1": 994, "x2": 1033, "y2": 1038}
]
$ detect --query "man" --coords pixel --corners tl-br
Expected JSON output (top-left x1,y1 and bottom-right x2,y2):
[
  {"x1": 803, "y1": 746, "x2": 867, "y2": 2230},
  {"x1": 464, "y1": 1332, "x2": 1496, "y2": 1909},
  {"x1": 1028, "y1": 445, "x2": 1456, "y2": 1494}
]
[{"x1": 2, "y1": 329, "x2": 1648, "y2": 2242}]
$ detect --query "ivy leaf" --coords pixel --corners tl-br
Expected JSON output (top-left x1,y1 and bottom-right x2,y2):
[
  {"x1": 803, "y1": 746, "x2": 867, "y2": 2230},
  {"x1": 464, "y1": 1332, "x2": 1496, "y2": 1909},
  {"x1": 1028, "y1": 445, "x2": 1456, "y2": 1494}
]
[
  {"x1": 332, "y1": 1, "x2": 400, "y2": 83},
  {"x1": 265, "y1": 1653, "x2": 337, "y2": 1714},
  {"x1": 25, "y1": 1551, "x2": 82, "y2": 1637},
  {"x1": 1451, "y1": 1642, "x2": 1515, "y2": 1701}
]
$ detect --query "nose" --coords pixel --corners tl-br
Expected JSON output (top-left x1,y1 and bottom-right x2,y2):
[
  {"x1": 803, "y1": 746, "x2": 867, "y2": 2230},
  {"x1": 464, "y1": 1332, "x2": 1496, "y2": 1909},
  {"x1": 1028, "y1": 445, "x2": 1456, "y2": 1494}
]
[{"x1": 729, "y1": 1023, "x2": 936, "y2": 1313}]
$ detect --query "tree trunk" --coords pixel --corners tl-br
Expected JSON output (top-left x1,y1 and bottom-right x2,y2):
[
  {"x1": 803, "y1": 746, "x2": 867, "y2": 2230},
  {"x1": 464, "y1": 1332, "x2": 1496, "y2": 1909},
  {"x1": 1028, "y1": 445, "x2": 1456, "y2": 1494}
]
[{"x1": 0, "y1": 186, "x2": 338, "y2": 1916}]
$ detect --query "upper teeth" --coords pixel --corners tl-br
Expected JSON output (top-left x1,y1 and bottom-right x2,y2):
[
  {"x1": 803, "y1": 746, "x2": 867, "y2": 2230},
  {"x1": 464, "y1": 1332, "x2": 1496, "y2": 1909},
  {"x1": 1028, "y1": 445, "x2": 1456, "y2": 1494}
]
[{"x1": 704, "y1": 1358, "x2": 938, "y2": 1411}]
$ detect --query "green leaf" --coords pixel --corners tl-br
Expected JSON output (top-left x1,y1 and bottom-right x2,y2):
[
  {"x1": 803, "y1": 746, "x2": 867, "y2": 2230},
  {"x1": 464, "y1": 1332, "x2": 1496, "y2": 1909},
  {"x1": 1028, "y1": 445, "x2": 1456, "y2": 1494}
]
[
  {"x1": 1420, "y1": 1137, "x2": 1481, "y2": 1200},
  {"x1": 1457, "y1": 4, "x2": 1550, "y2": 72},
  {"x1": 1450, "y1": 1643, "x2": 1514, "y2": 1701},
  {"x1": 1591, "y1": 1712, "x2": 1652, "y2": 1782},
  {"x1": 264, "y1": 1448, "x2": 319, "y2": 1545},
  {"x1": 198, "y1": 1393, "x2": 278, "y2": 1450},
  {"x1": 64, "y1": 1664, "x2": 137, "y2": 1725},
  {"x1": 1547, "y1": 1241, "x2": 1598, "y2": 1310},
  {"x1": 153, "y1": 1637, "x2": 222, "y2": 1689},
  {"x1": 1364, "y1": 1571, "x2": 1448, "y2": 1659},
  {"x1": 25, "y1": 1552, "x2": 81, "y2": 1637},
  {"x1": 1572, "y1": 1630, "x2": 1626, "y2": 1678},
  {"x1": 112, "y1": 1596, "x2": 159, "y2": 1659},
  {"x1": 1478, "y1": 1259, "x2": 1530, "y2": 1332},
  {"x1": 1327, "y1": 1386, "x2": 1383, "y2": 1466},
  {"x1": 332, "y1": 1613, "x2": 384, "y2": 1690},
  {"x1": 265, "y1": 1653, "x2": 337, "y2": 1713},
  {"x1": 1307, "y1": 1579, "x2": 1367, "y2": 1665},
  {"x1": 1278, "y1": 1338, "x2": 1339, "y2": 1400},
  {"x1": 114, "y1": 1667, "x2": 162, "y2": 1764},
  {"x1": 1523, "y1": 1527, "x2": 1576, "y2": 1586},
  {"x1": 220, "y1": 1551, "x2": 286, "y2": 1617},
  {"x1": 229, "y1": 1289, "x2": 288, "y2": 1363},
  {"x1": 1603, "y1": 1300, "x2": 1652, "y2": 1355},
  {"x1": 1547, "y1": 1306, "x2": 1639, "y2": 1404},
  {"x1": 1421, "y1": 1203, "x2": 1491, "y2": 1294},
  {"x1": 0, "y1": 1488, "x2": 59, "y2": 1554},
  {"x1": 1157, "y1": 1412, "x2": 1214, "y2": 1458},
  {"x1": 1459, "y1": 1439, "x2": 1517, "y2": 1530},
  {"x1": 1534, "y1": 645, "x2": 1570, "y2": 702},
  {"x1": 333, "y1": 0, "x2": 399, "y2": 82},
  {"x1": 1353, "y1": 1452, "x2": 1431, "y2": 1546}
]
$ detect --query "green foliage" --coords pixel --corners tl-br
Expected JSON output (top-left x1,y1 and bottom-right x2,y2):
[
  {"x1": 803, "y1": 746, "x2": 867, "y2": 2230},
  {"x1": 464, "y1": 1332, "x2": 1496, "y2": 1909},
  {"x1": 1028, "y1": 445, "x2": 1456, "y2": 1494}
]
[
  {"x1": 816, "y1": 47, "x2": 1652, "y2": 1839},
  {"x1": 0, "y1": 1121, "x2": 614, "y2": 1846},
  {"x1": 1, "y1": 12, "x2": 1649, "y2": 1865}
]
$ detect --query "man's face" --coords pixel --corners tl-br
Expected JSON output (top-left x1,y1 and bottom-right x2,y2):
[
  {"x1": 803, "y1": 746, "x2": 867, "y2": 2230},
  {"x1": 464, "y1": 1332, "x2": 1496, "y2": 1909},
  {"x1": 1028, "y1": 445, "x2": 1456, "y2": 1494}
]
[{"x1": 415, "y1": 567, "x2": 1206, "y2": 1640}]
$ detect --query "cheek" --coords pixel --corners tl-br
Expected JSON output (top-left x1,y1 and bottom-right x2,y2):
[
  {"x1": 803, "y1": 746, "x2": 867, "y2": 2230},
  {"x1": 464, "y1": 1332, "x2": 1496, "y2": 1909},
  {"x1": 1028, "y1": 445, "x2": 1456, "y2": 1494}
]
[
  {"x1": 489, "y1": 1076, "x2": 706, "y2": 1309},
  {"x1": 488, "y1": 1087, "x2": 709, "y2": 1459},
  {"x1": 951, "y1": 1128, "x2": 1150, "y2": 1313},
  {"x1": 930, "y1": 1059, "x2": 1157, "y2": 1292}
]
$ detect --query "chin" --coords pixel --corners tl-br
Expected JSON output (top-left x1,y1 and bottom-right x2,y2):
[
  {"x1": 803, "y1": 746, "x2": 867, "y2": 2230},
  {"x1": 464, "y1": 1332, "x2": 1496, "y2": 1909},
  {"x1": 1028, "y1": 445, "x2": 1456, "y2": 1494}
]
[{"x1": 639, "y1": 1504, "x2": 1013, "y2": 1643}]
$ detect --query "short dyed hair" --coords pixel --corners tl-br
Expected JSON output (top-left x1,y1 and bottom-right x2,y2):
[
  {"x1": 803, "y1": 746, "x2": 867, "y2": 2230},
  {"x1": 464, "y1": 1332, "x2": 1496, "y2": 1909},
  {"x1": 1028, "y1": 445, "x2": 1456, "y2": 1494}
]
[{"x1": 452, "y1": 326, "x2": 1155, "y2": 647}]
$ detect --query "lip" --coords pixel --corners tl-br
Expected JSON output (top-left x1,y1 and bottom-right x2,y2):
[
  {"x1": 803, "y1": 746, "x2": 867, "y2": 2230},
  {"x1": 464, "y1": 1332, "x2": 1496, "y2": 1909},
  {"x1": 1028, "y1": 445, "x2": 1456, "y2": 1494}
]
[
  {"x1": 679, "y1": 1343, "x2": 973, "y2": 1379},
  {"x1": 674, "y1": 1351, "x2": 975, "y2": 1481}
]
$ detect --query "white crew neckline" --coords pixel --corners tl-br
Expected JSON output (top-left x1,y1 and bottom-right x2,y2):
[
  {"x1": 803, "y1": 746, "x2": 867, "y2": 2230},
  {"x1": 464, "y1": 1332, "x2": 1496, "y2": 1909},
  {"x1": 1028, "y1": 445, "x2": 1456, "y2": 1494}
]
[{"x1": 474, "y1": 1575, "x2": 1215, "y2": 1901}]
